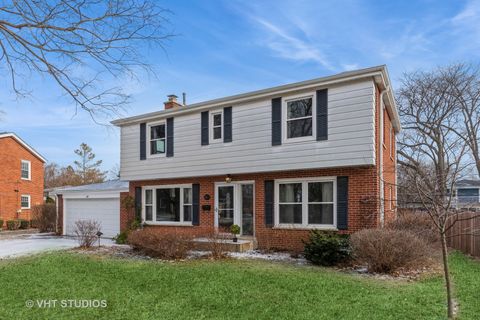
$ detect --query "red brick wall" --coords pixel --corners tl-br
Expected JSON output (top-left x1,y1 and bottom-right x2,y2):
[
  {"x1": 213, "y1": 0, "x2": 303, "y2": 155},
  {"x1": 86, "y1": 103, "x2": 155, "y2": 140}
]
[
  {"x1": 381, "y1": 93, "x2": 397, "y2": 224},
  {"x1": 126, "y1": 166, "x2": 380, "y2": 252},
  {"x1": 120, "y1": 192, "x2": 135, "y2": 231},
  {"x1": 0, "y1": 137, "x2": 44, "y2": 226}
]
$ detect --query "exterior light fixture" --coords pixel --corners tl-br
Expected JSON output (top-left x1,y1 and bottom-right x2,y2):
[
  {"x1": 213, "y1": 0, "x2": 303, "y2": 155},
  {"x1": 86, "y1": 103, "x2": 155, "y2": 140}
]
[
  {"x1": 96, "y1": 231, "x2": 103, "y2": 247},
  {"x1": 225, "y1": 174, "x2": 232, "y2": 183}
]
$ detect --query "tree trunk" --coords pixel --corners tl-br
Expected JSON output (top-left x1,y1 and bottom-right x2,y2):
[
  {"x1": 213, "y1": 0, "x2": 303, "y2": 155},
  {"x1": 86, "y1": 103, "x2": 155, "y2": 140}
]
[{"x1": 440, "y1": 231, "x2": 454, "y2": 318}]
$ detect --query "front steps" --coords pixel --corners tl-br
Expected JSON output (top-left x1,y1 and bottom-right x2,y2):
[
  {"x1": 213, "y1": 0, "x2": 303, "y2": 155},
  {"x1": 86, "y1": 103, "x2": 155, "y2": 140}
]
[{"x1": 192, "y1": 237, "x2": 255, "y2": 253}]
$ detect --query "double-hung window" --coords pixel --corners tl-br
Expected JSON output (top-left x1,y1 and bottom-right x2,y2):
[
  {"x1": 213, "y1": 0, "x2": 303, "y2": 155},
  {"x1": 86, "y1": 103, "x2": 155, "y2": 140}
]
[
  {"x1": 276, "y1": 178, "x2": 335, "y2": 228},
  {"x1": 21, "y1": 195, "x2": 30, "y2": 209},
  {"x1": 211, "y1": 112, "x2": 222, "y2": 141},
  {"x1": 149, "y1": 123, "x2": 166, "y2": 155},
  {"x1": 285, "y1": 96, "x2": 313, "y2": 139},
  {"x1": 143, "y1": 185, "x2": 192, "y2": 224},
  {"x1": 21, "y1": 160, "x2": 31, "y2": 180}
]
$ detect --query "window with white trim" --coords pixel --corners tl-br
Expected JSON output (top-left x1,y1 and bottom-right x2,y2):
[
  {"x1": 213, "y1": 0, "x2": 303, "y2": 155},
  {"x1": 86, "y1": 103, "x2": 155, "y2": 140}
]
[
  {"x1": 21, "y1": 195, "x2": 30, "y2": 209},
  {"x1": 143, "y1": 185, "x2": 192, "y2": 224},
  {"x1": 211, "y1": 112, "x2": 222, "y2": 140},
  {"x1": 21, "y1": 160, "x2": 31, "y2": 180},
  {"x1": 286, "y1": 96, "x2": 313, "y2": 139},
  {"x1": 149, "y1": 123, "x2": 166, "y2": 155},
  {"x1": 276, "y1": 178, "x2": 335, "y2": 227}
]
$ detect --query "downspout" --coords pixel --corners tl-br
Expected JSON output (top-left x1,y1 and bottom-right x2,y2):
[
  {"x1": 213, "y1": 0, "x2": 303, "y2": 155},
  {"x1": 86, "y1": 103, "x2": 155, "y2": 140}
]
[{"x1": 379, "y1": 87, "x2": 389, "y2": 227}]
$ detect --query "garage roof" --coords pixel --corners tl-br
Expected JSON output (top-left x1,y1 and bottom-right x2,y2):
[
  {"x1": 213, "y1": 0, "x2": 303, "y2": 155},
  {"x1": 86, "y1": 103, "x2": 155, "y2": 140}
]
[{"x1": 51, "y1": 180, "x2": 129, "y2": 194}]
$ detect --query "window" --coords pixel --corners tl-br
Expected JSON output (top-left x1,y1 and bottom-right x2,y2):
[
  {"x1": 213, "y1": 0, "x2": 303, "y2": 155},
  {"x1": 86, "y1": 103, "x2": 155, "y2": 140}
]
[
  {"x1": 276, "y1": 178, "x2": 335, "y2": 228},
  {"x1": 143, "y1": 185, "x2": 192, "y2": 224},
  {"x1": 212, "y1": 112, "x2": 222, "y2": 140},
  {"x1": 286, "y1": 97, "x2": 313, "y2": 139},
  {"x1": 21, "y1": 160, "x2": 31, "y2": 180},
  {"x1": 149, "y1": 123, "x2": 166, "y2": 155},
  {"x1": 21, "y1": 195, "x2": 30, "y2": 209},
  {"x1": 145, "y1": 190, "x2": 153, "y2": 221}
]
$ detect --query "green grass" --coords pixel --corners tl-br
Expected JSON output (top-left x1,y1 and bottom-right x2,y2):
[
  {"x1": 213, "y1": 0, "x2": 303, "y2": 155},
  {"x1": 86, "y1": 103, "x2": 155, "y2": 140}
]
[{"x1": 0, "y1": 252, "x2": 477, "y2": 320}]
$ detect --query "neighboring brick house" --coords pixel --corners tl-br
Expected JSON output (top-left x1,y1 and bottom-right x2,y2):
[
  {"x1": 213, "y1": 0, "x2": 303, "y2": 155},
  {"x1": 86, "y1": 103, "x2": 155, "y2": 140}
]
[
  {"x1": 112, "y1": 65, "x2": 400, "y2": 251},
  {"x1": 0, "y1": 133, "x2": 46, "y2": 225}
]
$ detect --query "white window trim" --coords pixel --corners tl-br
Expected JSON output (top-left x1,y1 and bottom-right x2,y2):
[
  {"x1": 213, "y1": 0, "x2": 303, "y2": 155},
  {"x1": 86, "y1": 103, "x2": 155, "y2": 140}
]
[
  {"x1": 21, "y1": 160, "x2": 31, "y2": 180},
  {"x1": 147, "y1": 121, "x2": 166, "y2": 159},
  {"x1": 142, "y1": 184, "x2": 193, "y2": 226},
  {"x1": 274, "y1": 177, "x2": 337, "y2": 229},
  {"x1": 21, "y1": 194, "x2": 31, "y2": 209},
  {"x1": 282, "y1": 92, "x2": 316, "y2": 144},
  {"x1": 210, "y1": 110, "x2": 223, "y2": 143}
]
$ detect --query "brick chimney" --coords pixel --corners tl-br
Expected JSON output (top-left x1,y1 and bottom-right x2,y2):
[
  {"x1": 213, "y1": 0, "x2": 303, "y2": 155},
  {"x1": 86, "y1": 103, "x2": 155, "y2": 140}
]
[{"x1": 164, "y1": 94, "x2": 183, "y2": 110}]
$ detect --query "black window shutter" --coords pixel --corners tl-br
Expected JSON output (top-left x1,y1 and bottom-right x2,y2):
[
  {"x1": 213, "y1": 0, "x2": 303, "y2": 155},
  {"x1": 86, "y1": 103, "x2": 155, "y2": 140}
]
[
  {"x1": 201, "y1": 111, "x2": 209, "y2": 146},
  {"x1": 316, "y1": 89, "x2": 328, "y2": 141},
  {"x1": 271, "y1": 98, "x2": 282, "y2": 146},
  {"x1": 166, "y1": 117, "x2": 174, "y2": 157},
  {"x1": 336, "y1": 176, "x2": 349, "y2": 230},
  {"x1": 140, "y1": 123, "x2": 146, "y2": 160},
  {"x1": 264, "y1": 180, "x2": 274, "y2": 227},
  {"x1": 192, "y1": 183, "x2": 200, "y2": 226},
  {"x1": 134, "y1": 187, "x2": 142, "y2": 222},
  {"x1": 223, "y1": 106, "x2": 232, "y2": 143}
]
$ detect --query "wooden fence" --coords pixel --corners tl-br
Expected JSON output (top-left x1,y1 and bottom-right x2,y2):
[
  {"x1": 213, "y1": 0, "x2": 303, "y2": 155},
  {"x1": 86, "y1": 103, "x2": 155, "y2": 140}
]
[{"x1": 446, "y1": 212, "x2": 480, "y2": 258}]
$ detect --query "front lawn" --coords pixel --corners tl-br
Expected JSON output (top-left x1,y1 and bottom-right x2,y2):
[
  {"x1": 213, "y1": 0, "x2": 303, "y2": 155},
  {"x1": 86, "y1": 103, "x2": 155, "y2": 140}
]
[{"x1": 0, "y1": 251, "x2": 477, "y2": 320}]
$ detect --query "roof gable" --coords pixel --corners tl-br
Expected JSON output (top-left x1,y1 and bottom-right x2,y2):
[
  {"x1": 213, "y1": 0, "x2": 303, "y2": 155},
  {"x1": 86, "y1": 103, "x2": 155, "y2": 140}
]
[{"x1": 0, "y1": 133, "x2": 47, "y2": 162}]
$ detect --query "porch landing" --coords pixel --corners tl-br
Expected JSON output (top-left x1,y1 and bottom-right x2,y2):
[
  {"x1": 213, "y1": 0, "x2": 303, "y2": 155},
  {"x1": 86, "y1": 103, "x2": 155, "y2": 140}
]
[{"x1": 192, "y1": 237, "x2": 255, "y2": 253}]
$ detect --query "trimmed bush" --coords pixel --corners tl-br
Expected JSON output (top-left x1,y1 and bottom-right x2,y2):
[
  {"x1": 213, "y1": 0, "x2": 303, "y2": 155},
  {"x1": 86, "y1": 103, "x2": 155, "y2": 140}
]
[
  {"x1": 387, "y1": 212, "x2": 439, "y2": 246},
  {"x1": 6, "y1": 220, "x2": 20, "y2": 230},
  {"x1": 303, "y1": 230, "x2": 350, "y2": 266},
  {"x1": 0, "y1": 219, "x2": 3, "y2": 229},
  {"x1": 18, "y1": 219, "x2": 30, "y2": 229},
  {"x1": 73, "y1": 220, "x2": 101, "y2": 248},
  {"x1": 350, "y1": 228, "x2": 432, "y2": 273},
  {"x1": 128, "y1": 228, "x2": 193, "y2": 260},
  {"x1": 32, "y1": 204, "x2": 56, "y2": 232}
]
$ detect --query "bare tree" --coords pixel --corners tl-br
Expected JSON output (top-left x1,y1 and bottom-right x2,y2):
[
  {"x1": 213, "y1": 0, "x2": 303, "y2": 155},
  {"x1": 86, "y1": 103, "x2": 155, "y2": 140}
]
[
  {"x1": 0, "y1": 0, "x2": 172, "y2": 121},
  {"x1": 442, "y1": 64, "x2": 480, "y2": 177},
  {"x1": 74, "y1": 142, "x2": 106, "y2": 184},
  {"x1": 108, "y1": 163, "x2": 121, "y2": 180},
  {"x1": 397, "y1": 66, "x2": 476, "y2": 319}
]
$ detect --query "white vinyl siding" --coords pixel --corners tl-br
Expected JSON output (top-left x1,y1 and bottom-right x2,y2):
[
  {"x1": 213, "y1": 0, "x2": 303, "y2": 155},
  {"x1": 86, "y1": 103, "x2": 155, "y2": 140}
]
[{"x1": 120, "y1": 79, "x2": 376, "y2": 180}]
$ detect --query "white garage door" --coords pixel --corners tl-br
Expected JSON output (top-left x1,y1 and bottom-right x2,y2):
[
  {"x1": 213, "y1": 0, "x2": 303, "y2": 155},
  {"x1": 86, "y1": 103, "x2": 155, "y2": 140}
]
[{"x1": 65, "y1": 198, "x2": 120, "y2": 238}]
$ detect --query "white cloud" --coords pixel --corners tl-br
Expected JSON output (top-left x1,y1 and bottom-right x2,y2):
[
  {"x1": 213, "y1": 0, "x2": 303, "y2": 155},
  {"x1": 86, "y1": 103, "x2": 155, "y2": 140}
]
[{"x1": 247, "y1": 15, "x2": 334, "y2": 70}]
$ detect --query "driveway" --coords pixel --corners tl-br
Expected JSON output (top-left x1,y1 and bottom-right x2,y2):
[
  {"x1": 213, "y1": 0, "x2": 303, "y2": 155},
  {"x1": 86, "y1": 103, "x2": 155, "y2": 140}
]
[{"x1": 0, "y1": 233, "x2": 114, "y2": 259}]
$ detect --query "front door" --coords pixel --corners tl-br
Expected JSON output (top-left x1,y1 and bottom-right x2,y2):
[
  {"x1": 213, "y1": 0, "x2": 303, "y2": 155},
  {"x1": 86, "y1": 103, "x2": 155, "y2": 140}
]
[{"x1": 215, "y1": 182, "x2": 254, "y2": 236}]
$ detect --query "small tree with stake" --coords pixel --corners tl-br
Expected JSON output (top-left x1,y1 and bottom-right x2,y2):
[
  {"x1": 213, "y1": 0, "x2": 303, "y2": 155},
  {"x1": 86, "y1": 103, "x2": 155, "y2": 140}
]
[{"x1": 397, "y1": 65, "x2": 480, "y2": 318}]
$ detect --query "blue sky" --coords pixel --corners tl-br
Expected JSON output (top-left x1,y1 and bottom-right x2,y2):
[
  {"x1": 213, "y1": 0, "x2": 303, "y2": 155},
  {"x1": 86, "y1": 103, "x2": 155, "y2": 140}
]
[{"x1": 1, "y1": 0, "x2": 479, "y2": 175}]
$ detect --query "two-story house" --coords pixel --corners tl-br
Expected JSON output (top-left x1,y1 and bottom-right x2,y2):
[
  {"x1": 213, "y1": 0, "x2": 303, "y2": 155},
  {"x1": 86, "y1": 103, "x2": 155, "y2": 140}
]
[
  {"x1": 112, "y1": 65, "x2": 400, "y2": 251},
  {"x1": 0, "y1": 133, "x2": 46, "y2": 226}
]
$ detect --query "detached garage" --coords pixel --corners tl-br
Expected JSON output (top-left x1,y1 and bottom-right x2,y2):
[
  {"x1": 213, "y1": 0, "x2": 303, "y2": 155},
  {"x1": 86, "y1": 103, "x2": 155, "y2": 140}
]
[{"x1": 52, "y1": 181, "x2": 129, "y2": 238}]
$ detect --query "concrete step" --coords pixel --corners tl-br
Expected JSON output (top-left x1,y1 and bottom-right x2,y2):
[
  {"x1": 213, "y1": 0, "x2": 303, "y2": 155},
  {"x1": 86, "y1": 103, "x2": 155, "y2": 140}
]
[{"x1": 192, "y1": 237, "x2": 254, "y2": 253}]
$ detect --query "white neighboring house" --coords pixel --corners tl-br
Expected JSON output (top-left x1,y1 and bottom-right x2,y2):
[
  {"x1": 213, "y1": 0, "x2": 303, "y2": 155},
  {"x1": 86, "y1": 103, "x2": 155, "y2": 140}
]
[
  {"x1": 453, "y1": 180, "x2": 480, "y2": 209},
  {"x1": 52, "y1": 180, "x2": 128, "y2": 238}
]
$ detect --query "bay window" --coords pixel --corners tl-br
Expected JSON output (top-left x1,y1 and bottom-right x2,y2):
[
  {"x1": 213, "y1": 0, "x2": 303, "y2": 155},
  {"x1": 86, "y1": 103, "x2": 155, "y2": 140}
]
[
  {"x1": 143, "y1": 185, "x2": 192, "y2": 224},
  {"x1": 276, "y1": 178, "x2": 335, "y2": 228}
]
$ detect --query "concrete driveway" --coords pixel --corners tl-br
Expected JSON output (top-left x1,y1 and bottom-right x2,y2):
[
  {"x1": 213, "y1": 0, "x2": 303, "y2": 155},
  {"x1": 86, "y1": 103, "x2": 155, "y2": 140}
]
[{"x1": 0, "y1": 233, "x2": 114, "y2": 259}]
